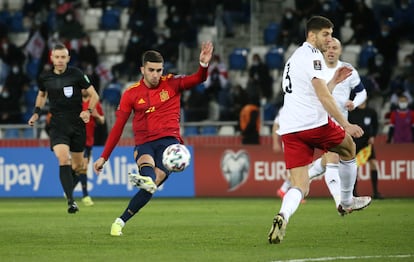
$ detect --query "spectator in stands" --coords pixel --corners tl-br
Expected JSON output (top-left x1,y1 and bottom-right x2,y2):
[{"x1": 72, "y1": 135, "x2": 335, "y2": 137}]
[
  {"x1": 57, "y1": 10, "x2": 84, "y2": 40},
  {"x1": 204, "y1": 54, "x2": 229, "y2": 103},
  {"x1": 112, "y1": 31, "x2": 148, "y2": 81},
  {"x1": 318, "y1": 0, "x2": 345, "y2": 40},
  {"x1": 0, "y1": 82, "x2": 22, "y2": 124},
  {"x1": 387, "y1": 94, "x2": 414, "y2": 143},
  {"x1": 248, "y1": 53, "x2": 273, "y2": 104},
  {"x1": 3, "y1": 62, "x2": 30, "y2": 107},
  {"x1": 348, "y1": 0, "x2": 379, "y2": 44},
  {"x1": 373, "y1": 19, "x2": 399, "y2": 70},
  {"x1": 392, "y1": 0, "x2": 414, "y2": 41},
  {"x1": 183, "y1": 83, "x2": 209, "y2": 122},
  {"x1": 78, "y1": 34, "x2": 99, "y2": 69},
  {"x1": 0, "y1": 35, "x2": 26, "y2": 67},
  {"x1": 221, "y1": 0, "x2": 249, "y2": 37},
  {"x1": 365, "y1": 53, "x2": 393, "y2": 107},
  {"x1": 84, "y1": 63, "x2": 101, "y2": 94},
  {"x1": 371, "y1": 0, "x2": 396, "y2": 22},
  {"x1": 277, "y1": 8, "x2": 301, "y2": 48},
  {"x1": 229, "y1": 84, "x2": 249, "y2": 121},
  {"x1": 294, "y1": 0, "x2": 321, "y2": 21},
  {"x1": 153, "y1": 33, "x2": 178, "y2": 72},
  {"x1": 239, "y1": 104, "x2": 260, "y2": 144}
]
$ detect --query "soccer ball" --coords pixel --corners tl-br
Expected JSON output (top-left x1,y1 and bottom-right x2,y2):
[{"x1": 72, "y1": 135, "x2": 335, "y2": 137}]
[{"x1": 162, "y1": 144, "x2": 191, "y2": 172}]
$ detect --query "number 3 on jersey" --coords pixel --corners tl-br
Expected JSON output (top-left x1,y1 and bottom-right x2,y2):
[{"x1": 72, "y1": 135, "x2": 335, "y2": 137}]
[{"x1": 283, "y1": 62, "x2": 292, "y2": 94}]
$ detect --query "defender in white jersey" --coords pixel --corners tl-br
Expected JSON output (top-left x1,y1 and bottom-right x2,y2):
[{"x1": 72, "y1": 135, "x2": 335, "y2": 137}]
[
  {"x1": 278, "y1": 38, "x2": 368, "y2": 210},
  {"x1": 268, "y1": 16, "x2": 371, "y2": 245}
]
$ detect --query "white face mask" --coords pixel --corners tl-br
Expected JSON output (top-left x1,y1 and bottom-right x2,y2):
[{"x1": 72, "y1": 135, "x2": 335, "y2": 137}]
[{"x1": 398, "y1": 102, "x2": 408, "y2": 110}]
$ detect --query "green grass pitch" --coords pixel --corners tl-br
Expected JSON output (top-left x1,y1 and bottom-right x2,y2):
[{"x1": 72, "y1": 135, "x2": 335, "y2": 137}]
[{"x1": 0, "y1": 198, "x2": 413, "y2": 262}]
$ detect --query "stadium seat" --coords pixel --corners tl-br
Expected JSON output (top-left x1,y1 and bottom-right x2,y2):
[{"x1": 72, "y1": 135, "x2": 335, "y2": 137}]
[
  {"x1": 102, "y1": 84, "x2": 121, "y2": 106},
  {"x1": 26, "y1": 58, "x2": 41, "y2": 80},
  {"x1": 184, "y1": 126, "x2": 199, "y2": 136},
  {"x1": 358, "y1": 42, "x2": 377, "y2": 69},
  {"x1": 117, "y1": 0, "x2": 131, "y2": 7},
  {"x1": 228, "y1": 48, "x2": 249, "y2": 70},
  {"x1": 4, "y1": 128, "x2": 20, "y2": 139},
  {"x1": 23, "y1": 128, "x2": 35, "y2": 138},
  {"x1": 265, "y1": 47, "x2": 284, "y2": 70},
  {"x1": 101, "y1": 7, "x2": 121, "y2": 30},
  {"x1": 0, "y1": 10, "x2": 11, "y2": 25},
  {"x1": 264, "y1": 22, "x2": 280, "y2": 45},
  {"x1": 10, "y1": 11, "x2": 25, "y2": 32},
  {"x1": 201, "y1": 126, "x2": 217, "y2": 135}
]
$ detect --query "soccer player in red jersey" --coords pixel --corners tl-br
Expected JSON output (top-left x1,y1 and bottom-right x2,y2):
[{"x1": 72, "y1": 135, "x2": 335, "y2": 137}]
[
  {"x1": 72, "y1": 90, "x2": 105, "y2": 207},
  {"x1": 93, "y1": 41, "x2": 214, "y2": 236}
]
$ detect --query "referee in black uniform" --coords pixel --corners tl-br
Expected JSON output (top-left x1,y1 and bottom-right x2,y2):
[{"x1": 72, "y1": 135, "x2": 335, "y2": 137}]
[{"x1": 28, "y1": 43, "x2": 100, "y2": 213}]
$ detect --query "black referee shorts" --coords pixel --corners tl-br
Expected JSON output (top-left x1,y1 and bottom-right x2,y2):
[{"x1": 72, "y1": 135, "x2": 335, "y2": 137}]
[{"x1": 49, "y1": 115, "x2": 86, "y2": 152}]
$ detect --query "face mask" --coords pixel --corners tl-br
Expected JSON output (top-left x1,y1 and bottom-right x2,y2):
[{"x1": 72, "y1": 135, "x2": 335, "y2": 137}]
[
  {"x1": 1, "y1": 90, "x2": 9, "y2": 98},
  {"x1": 285, "y1": 12, "x2": 292, "y2": 19},
  {"x1": 398, "y1": 102, "x2": 408, "y2": 110},
  {"x1": 12, "y1": 66, "x2": 19, "y2": 74},
  {"x1": 131, "y1": 36, "x2": 139, "y2": 43}
]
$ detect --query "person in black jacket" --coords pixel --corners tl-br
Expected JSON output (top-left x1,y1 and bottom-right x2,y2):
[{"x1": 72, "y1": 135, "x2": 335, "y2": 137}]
[{"x1": 348, "y1": 99, "x2": 384, "y2": 199}]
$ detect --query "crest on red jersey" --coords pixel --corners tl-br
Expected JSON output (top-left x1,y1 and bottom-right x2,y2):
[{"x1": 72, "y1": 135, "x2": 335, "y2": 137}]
[{"x1": 160, "y1": 89, "x2": 169, "y2": 102}]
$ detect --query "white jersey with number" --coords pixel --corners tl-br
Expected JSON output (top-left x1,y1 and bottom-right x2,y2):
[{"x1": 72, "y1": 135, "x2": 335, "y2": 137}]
[
  {"x1": 327, "y1": 61, "x2": 361, "y2": 119},
  {"x1": 278, "y1": 42, "x2": 329, "y2": 135}
]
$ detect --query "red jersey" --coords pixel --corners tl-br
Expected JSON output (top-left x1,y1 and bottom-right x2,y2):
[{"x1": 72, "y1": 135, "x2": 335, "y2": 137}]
[
  {"x1": 82, "y1": 100, "x2": 104, "y2": 147},
  {"x1": 101, "y1": 65, "x2": 208, "y2": 160}
]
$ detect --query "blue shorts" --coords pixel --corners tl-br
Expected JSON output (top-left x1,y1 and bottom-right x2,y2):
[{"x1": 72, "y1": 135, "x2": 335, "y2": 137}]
[{"x1": 134, "y1": 137, "x2": 180, "y2": 175}]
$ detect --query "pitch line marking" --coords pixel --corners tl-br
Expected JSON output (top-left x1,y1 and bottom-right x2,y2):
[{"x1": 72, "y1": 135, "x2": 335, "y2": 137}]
[{"x1": 271, "y1": 254, "x2": 413, "y2": 262}]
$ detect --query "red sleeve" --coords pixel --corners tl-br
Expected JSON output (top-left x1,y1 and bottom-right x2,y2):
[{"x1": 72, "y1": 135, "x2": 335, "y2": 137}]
[
  {"x1": 100, "y1": 110, "x2": 129, "y2": 160},
  {"x1": 177, "y1": 65, "x2": 208, "y2": 90},
  {"x1": 411, "y1": 111, "x2": 414, "y2": 124}
]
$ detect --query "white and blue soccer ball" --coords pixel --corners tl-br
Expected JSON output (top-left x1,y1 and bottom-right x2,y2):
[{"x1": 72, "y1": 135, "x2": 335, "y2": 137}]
[{"x1": 162, "y1": 144, "x2": 191, "y2": 172}]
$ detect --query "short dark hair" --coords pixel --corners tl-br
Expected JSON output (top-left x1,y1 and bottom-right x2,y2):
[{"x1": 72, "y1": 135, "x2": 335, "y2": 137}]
[
  {"x1": 306, "y1": 16, "x2": 334, "y2": 35},
  {"x1": 52, "y1": 42, "x2": 67, "y2": 51},
  {"x1": 142, "y1": 50, "x2": 164, "y2": 65}
]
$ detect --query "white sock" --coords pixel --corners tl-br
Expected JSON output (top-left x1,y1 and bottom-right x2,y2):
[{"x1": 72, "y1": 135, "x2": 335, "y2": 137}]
[
  {"x1": 279, "y1": 187, "x2": 303, "y2": 222},
  {"x1": 115, "y1": 217, "x2": 125, "y2": 227},
  {"x1": 338, "y1": 159, "x2": 357, "y2": 206},
  {"x1": 280, "y1": 180, "x2": 291, "y2": 192},
  {"x1": 309, "y1": 157, "x2": 326, "y2": 179},
  {"x1": 324, "y1": 163, "x2": 341, "y2": 208}
]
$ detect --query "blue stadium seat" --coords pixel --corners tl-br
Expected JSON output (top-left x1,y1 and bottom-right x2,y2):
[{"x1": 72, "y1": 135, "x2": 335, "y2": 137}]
[
  {"x1": 184, "y1": 126, "x2": 199, "y2": 136},
  {"x1": 0, "y1": 10, "x2": 11, "y2": 25},
  {"x1": 102, "y1": 83, "x2": 122, "y2": 106},
  {"x1": 265, "y1": 47, "x2": 284, "y2": 70},
  {"x1": 201, "y1": 126, "x2": 217, "y2": 135},
  {"x1": 101, "y1": 8, "x2": 121, "y2": 30},
  {"x1": 117, "y1": 0, "x2": 131, "y2": 7},
  {"x1": 10, "y1": 11, "x2": 25, "y2": 32},
  {"x1": 26, "y1": 58, "x2": 41, "y2": 80},
  {"x1": 358, "y1": 43, "x2": 377, "y2": 69},
  {"x1": 264, "y1": 22, "x2": 280, "y2": 45},
  {"x1": 23, "y1": 128, "x2": 35, "y2": 138},
  {"x1": 4, "y1": 128, "x2": 20, "y2": 139},
  {"x1": 228, "y1": 48, "x2": 249, "y2": 70}
]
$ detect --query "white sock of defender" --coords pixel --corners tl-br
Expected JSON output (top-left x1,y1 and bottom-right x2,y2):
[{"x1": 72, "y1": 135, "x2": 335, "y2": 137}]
[
  {"x1": 280, "y1": 180, "x2": 291, "y2": 192},
  {"x1": 279, "y1": 187, "x2": 303, "y2": 222},
  {"x1": 324, "y1": 163, "x2": 341, "y2": 208},
  {"x1": 309, "y1": 157, "x2": 326, "y2": 180},
  {"x1": 115, "y1": 217, "x2": 125, "y2": 227},
  {"x1": 338, "y1": 159, "x2": 357, "y2": 207}
]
